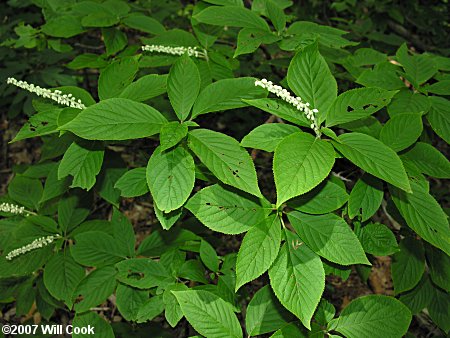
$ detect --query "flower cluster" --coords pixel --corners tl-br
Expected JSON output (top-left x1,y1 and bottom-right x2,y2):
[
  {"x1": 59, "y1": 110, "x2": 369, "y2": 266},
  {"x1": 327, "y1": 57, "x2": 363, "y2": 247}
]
[
  {"x1": 6, "y1": 77, "x2": 86, "y2": 109},
  {"x1": 141, "y1": 44, "x2": 207, "y2": 59},
  {"x1": 254, "y1": 78, "x2": 320, "y2": 135},
  {"x1": 5, "y1": 235, "x2": 58, "y2": 261},
  {"x1": 0, "y1": 202, "x2": 26, "y2": 215}
]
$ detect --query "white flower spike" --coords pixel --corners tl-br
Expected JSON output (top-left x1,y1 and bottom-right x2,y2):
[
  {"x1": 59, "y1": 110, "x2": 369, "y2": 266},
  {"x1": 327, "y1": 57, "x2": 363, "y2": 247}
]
[
  {"x1": 141, "y1": 44, "x2": 207, "y2": 59},
  {"x1": 5, "y1": 235, "x2": 59, "y2": 261},
  {"x1": 254, "y1": 78, "x2": 320, "y2": 135},
  {"x1": 0, "y1": 202, "x2": 30, "y2": 215},
  {"x1": 6, "y1": 77, "x2": 86, "y2": 110}
]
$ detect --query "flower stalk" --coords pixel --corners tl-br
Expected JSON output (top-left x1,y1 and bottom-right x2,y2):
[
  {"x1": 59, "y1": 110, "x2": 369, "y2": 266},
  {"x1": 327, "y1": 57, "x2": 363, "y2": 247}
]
[
  {"x1": 141, "y1": 44, "x2": 208, "y2": 59},
  {"x1": 6, "y1": 77, "x2": 86, "y2": 109},
  {"x1": 5, "y1": 235, "x2": 59, "y2": 261},
  {"x1": 254, "y1": 78, "x2": 320, "y2": 136}
]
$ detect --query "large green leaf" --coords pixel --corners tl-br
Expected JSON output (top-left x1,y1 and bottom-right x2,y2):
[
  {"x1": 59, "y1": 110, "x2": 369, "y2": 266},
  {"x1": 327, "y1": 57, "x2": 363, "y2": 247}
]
[
  {"x1": 168, "y1": 54, "x2": 201, "y2": 121},
  {"x1": 115, "y1": 283, "x2": 148, "y2": 321},
  {"x1": 73, "y1": 266, "x2": 117, "y2": 313},
  {"x1": 358, "y1": 223, "x2": 398, "y2": 256},
  {"x1": 396, "y1": 43, "x2": 437, "y2": 87},
  {"x1": 332, "y1": 295, "x2": 412, "y2": 338},
  {"x1": 287, "y1": 42, "x2": 337, "y2": 122},
  {"x1": 98, "y1": 57, "x2": 138, "y2": 100},
  {"x1": 379, "y1": 113, "x2": 423, "y2": 152},
  {"x1": 401, "y1": 142, "x2": 450, "y2": 179},
  {"x1": 172, "y1": 289, "x2": 242, "y2": 338},
  {"x1": 241, "y1": 124, "x2": 301, "y2": 152},
  {"x1": 116, "y1": 258, "x2": 170, "y2": 289},
  {"x1": 115, "y1": 168, "x2": 148, "y2": 197},
  {"x1": 268, "y1": 230, "x2": 325, "y2": 329},
  {"x1": 288, "y1": 211, "x2": 369, "y2": 265},
  {"x1": 61, "y1": 98, "x2": 167, "y2": 140},
  {"x1": 159, "y1": 122, "x2": 188, "y2": 151},
  {"x1": 274, "y1": 132, "x2": 335, "y2": 207},
  {"x1": 347, "y1": 174, "x2": 383, "y2": 221},
  {"x1": 185, "y1": 184, "x2": 272, "y2": 234},
  {"x1": 119, "y1": 74, "x2": 167, "y2": 102},
  {"x1": 58, "y1": 142, "x2": 104, "y2": 190},
  {"x1": 390, "y1": 181, "x2": 450, "y2": 256},
  {"x1": 146, "y1": 146, "x2": 195, "y2": 212},
  {"x1": 236, "y1": 214, "x2": 281, "y2": 290},
  {"x1": 72, "y1": 311, "x2": 115, "y2": 338},
  {"x1": 399, "y1": 275, "x2": 433, "y2": 314},
  {"x1": 193, "y1": 6, "x2": 269, "y2": 31},
  {"x1": 122, "y1": 13, "x2": 165, "y2": 35},
  {"x1": 191, "y1": 77, "x2": 266, "y2": 118},
  {"x1": 245, "y1": 285, "x2": 290, "y2": 336},
  {"x1": 391, "y1": 238, "x2": 425, "y2": 294},
  {"x1": 43, "y1": 251, "x2": 85, "y2": 307},
  {"x1": 428, "y1": 283, "x2": 450, "y2": 333},
  {"x1": 427, "y1": 96, "x2": 450, "y2": 144},
  {"x1": 332, "y1": 132, "x2": 410, "y2": 192},
  {"x1": 188, "y1": 129, "x2": 261, "y2": 196},
  {"x1": 387, "y1": 90, "x2": 430, "y2": 117},
  {"x1": 288, "y1": 179, "x2": 349, "y2": 215},
  {"x1": 426, "y1": 245, "x2": 450, "y2": 292},
  {"x1": 326, "y1": 88, "x2": 397, "y2": 127},
  {"x1": 71, "y1": 231, "x2": 129, "y2": 267}
]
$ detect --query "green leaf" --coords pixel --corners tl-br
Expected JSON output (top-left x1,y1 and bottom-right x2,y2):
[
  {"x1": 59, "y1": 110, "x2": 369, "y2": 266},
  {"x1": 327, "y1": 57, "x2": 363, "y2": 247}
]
[
  {"x1": 396, "y1": 44, "x2": 437, "y2": 87},
  {"x1": 136, "y1": 295, "x2": 165, "y2": 323},
  {"x1": 333, "y1": 295, "x2": 412, "y2": 338},
  {"x1": 390, "y1": 181, "x2": 450, "y2": 256},
  {"x1": 8, "y1": 176, "x2": 43, "y2": 210},
  {"x1": 81, "y1": 11, "x2": 119, "y2": 28},
  {"x1": 268, "y1": 230, "x2": 325, "y2": 329},
  {"x1": 119, "y1": 74, "x2": 168, "y2": 102},
  {"x1": 62, "y1": 98, "x2": 167, "y2": 140},
  {"x1": 102, "y1": 27, "x2": 127, "y2": 56},
  {"x1": 424, "y1": 79, "x2": 450, "y2": 95},
  {"x1": 245, "y1": 285, "x2": 290, "y2": 336},
  {"x1": 428, "y1": 285, "x2": 450, "y2": 333},
  {"x1": 159, "y1": 122, "x2": 188, "y2": 151},
  {"x1": 191, "y1": 77, "x2": 267, "y2": 118},
  {"x1": 358, "y1": 223, "x2": 398, "y2": 256},
  {"x1": 356, "y1": 62, "x2": 405, "y2": 90},
  {"x1": 326, "y1": 88, "x2": 397, "y2": 127},
  {"x1": 71, "y1": 231, "x2": 128, "y2": 267},
  {"x1": 122, "y1": 13, "x2": 166, "y2": 35},
  {"x1": 332, "y1": 132, "x2": 411, "y2": 192},
  {"x1": 188, "y1": 129, "x2": 261, "y2": 196},
  {"x1": 288, "y1": 211, "x2": 369, "y2": 265},
  {"x1": 73, "y1": 266, "x2": 117, "y2": 313},
  {"x1": 401, "y1": 142, "x2": 450, "y2": 179},
  {"x1": 200, "y1": 240, "x2": 220, "y2": 272},
  {"x1": 12, "y1": 104, "x2": 61, "y2": 142},
  {"x1": 185, "y1": 184, "x2": 271, "y2": 234},
  {"x1": 274, "y1": 132, "x2": 335, "y2": 207},
  {"x1": 287, "y1": 42, "x2": 337, "y2": 123},
  {"x1": 72, "y1": 311, "x2": 115, "y2": 338},
  {"x1": 241, "y1": 124, "x2": 300, "y2": 152},
  {"x1": 146, "y1": 146, "x2": 195, "y2": 212},
  {"x1": 194, "y1": 6, "x2": 269, "y2": 31},
  {"x1": 168, "y1": 54, "x2": 201, "y2": 121},
  {"x1": 58, "y1": 142, "x2": 104, "y2": 190},
  {"x1": 427, "y1": 96, "x2": 450, "y2": 144},
  {"x1": 288, "y1": 179, "x2": 348, "y2": 215},
  {"x1": 347, "y1": 174, "x2": 384, "y2": 221},
  {"x1": 265, "y1": 0, "x2": 286, "y2": 32},
  {"x1": 379, "y1": 113, "x2": 423, "y2": 152},
  {"x1": 172, "y1": 289, "x2": 243, "y2": 338},
  {"x1": 116, "y1": 258, "x2": 170, "y2": 289},
  {"x1": 115, "y1": 283, "x2": 148, "y2": 321},
  {"x1": 163, "y1": 283, "x2": 188, "y2": 327},
  {"x1": 399, "y1": 275, "x2": 433, "y2": 314},
  {"x1": 178, "y1": 259, "x2": 208, "y2": 284},
  {"x1": 387, "y1": 90, "x2": 430, "y2": 117},
  {"x1": 43, "y1": 251, "x2": 85, "y2": 307},
  {"x1": 154, "y1": 204, "x2": 182, "y2": 230},
  {"x1": 40, "y1": 165, "x2": 71, "y2": 203},
  {"x1": 41, "y1": 16, "x2": 84, "y2": 38},
  {"x1": 115, "y1": 168, "x2": 148, "y2": 197},
  {"x1": 98, "y1": 57, "x2": 138, "y2": 100},
  {"x1": 58, "y1": 194, "x2": 90, "y2": 233},
  {"x1": 426, "y1": 245, "x2": 450, "y2": 292},
  {"x1": 236, "y1": 214, "x2": 281, "y2": 290},
  {"x1": 242, "y1": 98, "x2": 310, "y2": 127},
  {"x1": 270, "y1": 323, "x2": 306, "y2": 337},
  {"x1": 391, "y1": 238, "x2": 425, "y2": 294},
  {"x1": 315, "y1": 299, "x2": 336, "y2": 326},
  {"x1": 234, "y1": 28, "x2": 280, "y2": 57}
]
